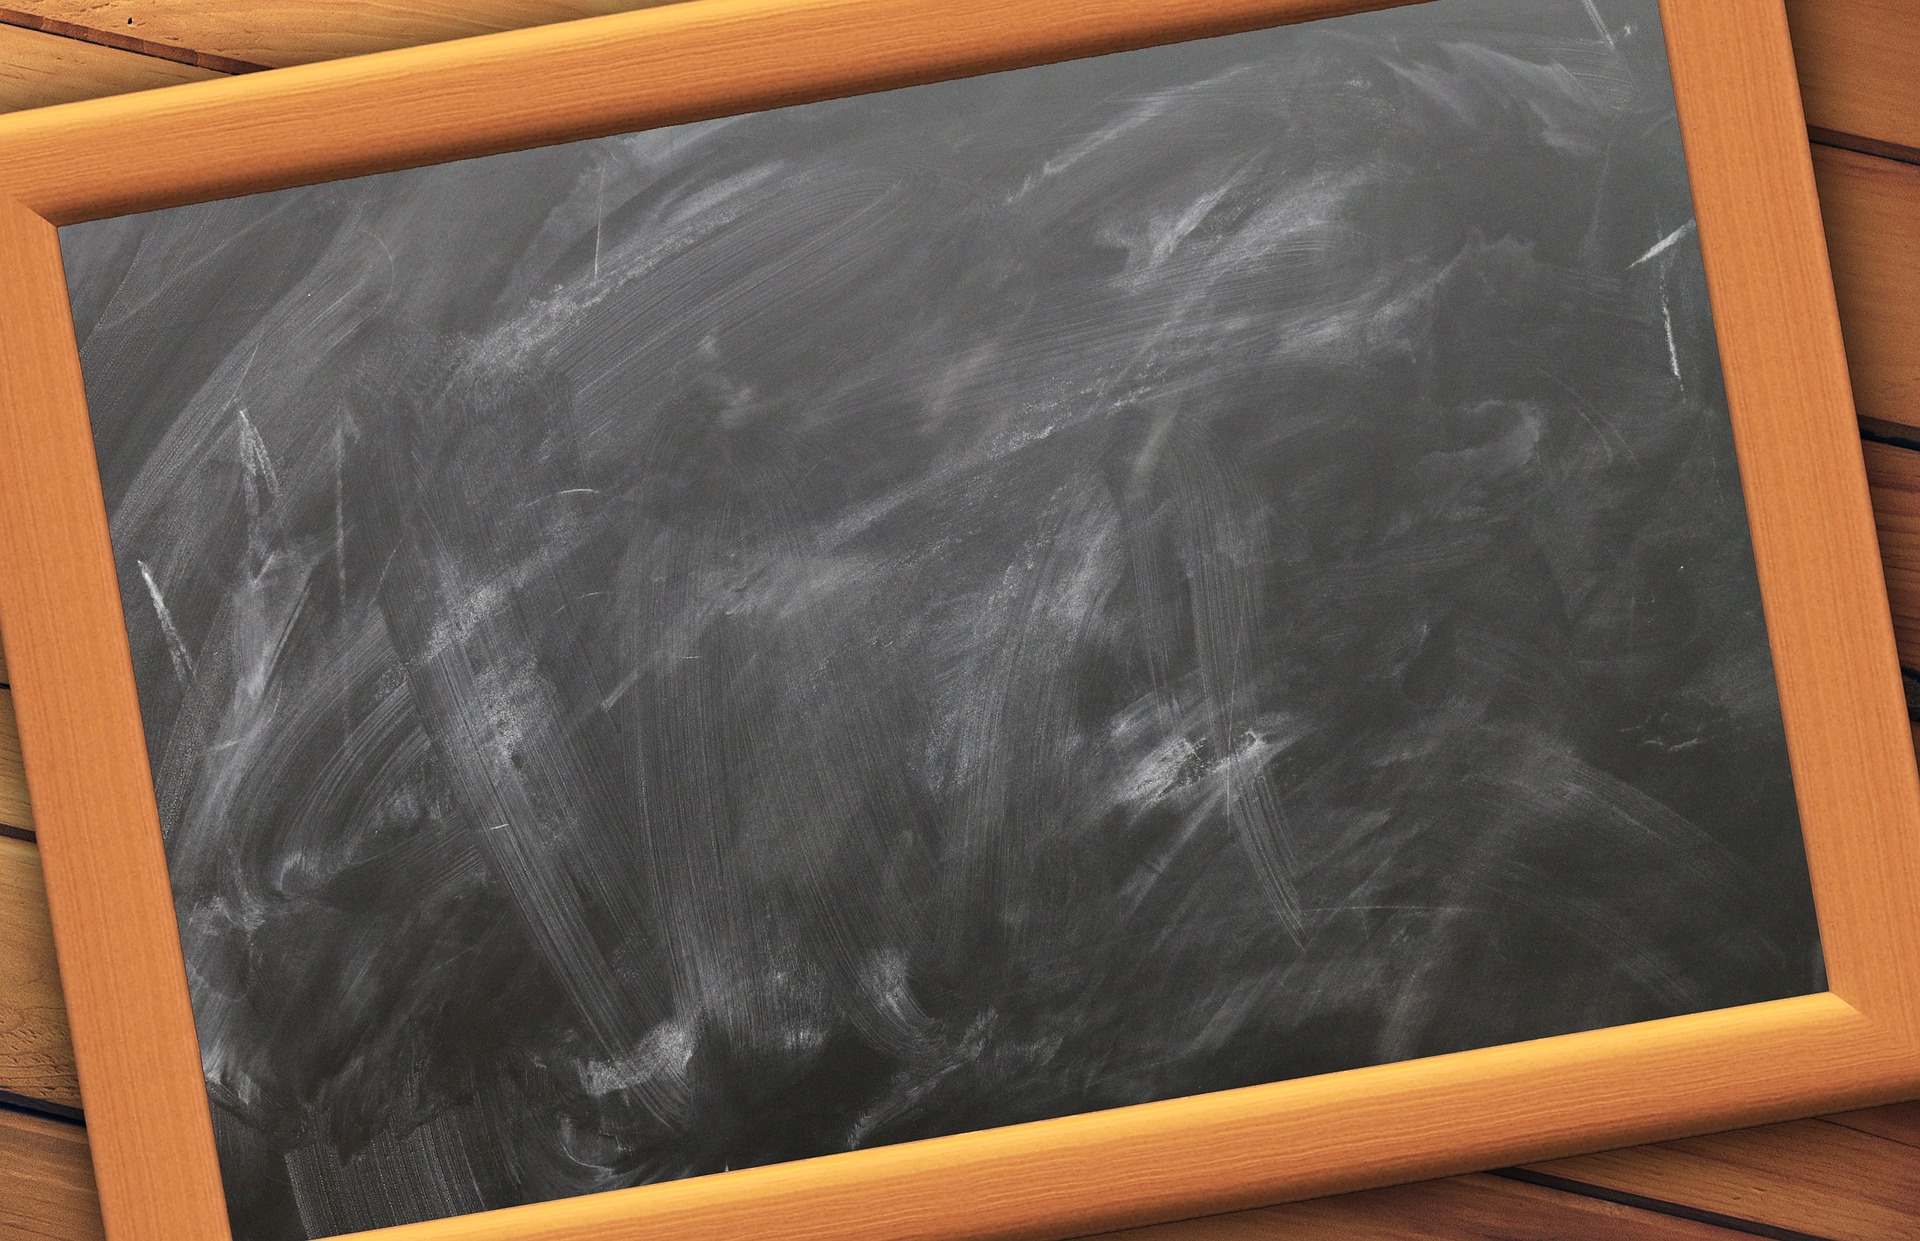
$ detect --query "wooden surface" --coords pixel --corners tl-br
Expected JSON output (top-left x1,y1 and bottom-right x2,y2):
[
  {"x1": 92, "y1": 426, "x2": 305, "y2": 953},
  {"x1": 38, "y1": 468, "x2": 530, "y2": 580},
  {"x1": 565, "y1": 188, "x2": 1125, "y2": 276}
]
[
  {"x1": 0, "y1": 1, "x2": 664, "y2": 67},
  {"x1": 1868, "y1": 442, "x2": 1920, "y2": 667},
  {"x1": 0, "y1": 690, "x2": 29, "y2": 832},
  {"x1": 1527, "y1": 1118, "x2": 1920, "y2": 1241},
  {"x1": 0, "y1": 1107, "x2": 103, "y2": 1241},
  {"x1": 0, "y1": 22, "x2": 214, "y2": 113},
  {"x1": 1117, "y1": 1171, "x2": 1780, "y2": 1238},
  {"x1": 0, "y1": 836, "x2": 74, "y2": 1112},
  {"x1": 1818, "y1": 148, "x2": 1920, "y2": 430},
  {"x1": 1787, "y1": 0, "x2": 1920, "y2": 159},
  {"x1": 1, "y1": 1, "x2": 1919, "y2": 1239}
]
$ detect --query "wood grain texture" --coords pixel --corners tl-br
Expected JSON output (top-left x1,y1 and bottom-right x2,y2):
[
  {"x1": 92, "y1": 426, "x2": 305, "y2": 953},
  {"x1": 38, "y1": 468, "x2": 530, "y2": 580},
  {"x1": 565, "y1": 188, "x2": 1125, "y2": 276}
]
[
  {"x1": 0, "y1": 1108, "x2": 104, "y2": 1241},
  {"x1": 0, "y1": 6, "x2": 270, "y2": 73},
  {"x1": 0, "y1": 689, "x2": 28, "y2": 832},
  {"x1": 1528, "y1": 1118, "x2": 1920, "y2": 1241},
  {"x1": 1785, "y1": 0, "x2": 1920, "y2": 158},
  {"x1": 1815, "y1": 145, "x2": 1920, "y2": 432},
  {"x1": 3, "y1": 2, "x2": 1920, "y2": 1240},
  {"x1": 0, "y1": 836, "x2": 76, "y2": 1110},
  {"x1": 0, "y1": 1, "x2": 671, "y2": 68},
  {"x1": 1110, "y1": 1173, "x2": 1741, "y2": 1238},
  {"x1": 0, "y1": 22, "x2": 217, "y2": 114},
  {"x1": 1824, "y1": 1100, "x2": 1920, "y2": 1150},
  {"x1": 1866, "y1": 442, "x2": 1920, "y2": 670}
]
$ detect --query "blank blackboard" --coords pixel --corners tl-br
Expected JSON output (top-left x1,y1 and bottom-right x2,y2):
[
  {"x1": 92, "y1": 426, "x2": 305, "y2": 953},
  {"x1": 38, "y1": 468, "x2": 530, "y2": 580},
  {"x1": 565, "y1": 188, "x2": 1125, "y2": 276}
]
[{"x1": 58, "y1": 0, "x2": 1821, "y2": 1237}]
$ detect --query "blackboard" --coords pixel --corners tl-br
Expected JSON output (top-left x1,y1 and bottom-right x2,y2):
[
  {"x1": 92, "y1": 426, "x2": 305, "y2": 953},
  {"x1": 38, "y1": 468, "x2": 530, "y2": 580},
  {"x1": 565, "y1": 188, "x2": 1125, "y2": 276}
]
[{"x1": 57, "y1": 0, "x2": 1821, "y2": 1236}]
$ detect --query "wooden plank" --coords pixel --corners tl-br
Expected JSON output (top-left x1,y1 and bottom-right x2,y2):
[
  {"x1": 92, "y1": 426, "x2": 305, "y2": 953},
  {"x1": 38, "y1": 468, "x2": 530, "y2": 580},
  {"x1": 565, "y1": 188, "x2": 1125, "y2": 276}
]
[
  {"x1": 1824, "y1": 1100, "x2": 1920, "y2": 1150},
  {"x1": 0, "y1": 686, "x2": 32, "y2": 833},
  {"x1": 0, "y1": 1107, "x2": 104, "y2": 1241},
  {"x1": 0, "y1": 22, "x2": 217, "y2": 113},
  {"x1": 1525, "y1": 1117, "x2": 1920, "y2": 1241},
  {"x1": 0, "y1": 1, "x2": 672, "y2": 69},
  {"x1": 1102, "y1": 1173, "x2": 1743, "y2": 1239},
  {"x1": 1816, "y1": 145, "x2": 1920, "y2": 432},
  {"x1": 0, "y1": 7, "x2": 268, "y2": 73},
  {"x1": 1866, "y1": 441, "x2": 1920, "y2": 671},
  {"x1": 1785, "y1": 0, "x2": 1920, "y2": 159},
  {"x1": 0, "y1": 834, "x2": 78, "y2": 1112}
]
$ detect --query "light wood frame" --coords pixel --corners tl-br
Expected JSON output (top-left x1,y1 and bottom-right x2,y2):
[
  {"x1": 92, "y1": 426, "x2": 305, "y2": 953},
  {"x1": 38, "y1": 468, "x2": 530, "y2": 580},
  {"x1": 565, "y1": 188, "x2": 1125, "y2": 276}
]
[{"x1": 0, "y1": 0, "x2": 1914, "y2": 1237}]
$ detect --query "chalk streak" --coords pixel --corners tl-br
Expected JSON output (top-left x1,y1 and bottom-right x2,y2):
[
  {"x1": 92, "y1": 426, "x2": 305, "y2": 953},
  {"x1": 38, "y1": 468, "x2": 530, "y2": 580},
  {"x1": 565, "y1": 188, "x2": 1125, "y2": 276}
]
[
  {"x1": 1631, "y1": 221, "x2": 1696, "y2": 268},
  {"x1": 136, "y1": 558, "x2": 194, "y2": 679}
]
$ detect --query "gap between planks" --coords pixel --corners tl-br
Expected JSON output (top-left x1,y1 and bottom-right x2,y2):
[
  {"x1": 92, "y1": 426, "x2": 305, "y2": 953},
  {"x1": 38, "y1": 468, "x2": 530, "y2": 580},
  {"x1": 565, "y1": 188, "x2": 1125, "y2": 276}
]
[
  {"x1": 0, "y1": 6, "x2": 265, "y2": 73},
  {"x1": 0, "y1": 1101, "x2": 102, "y2": 1241},
  {"x1": 1521, "y1": 1116, "x2": 1920, "y2": 1241},
  {"x1": 1813, "y1": 145, "x2": 1920, "y2": 433},
  {"x1": 0, "y1": 686, "x2": 31, "y2": 833},
  {"x1": 0, "y1": 22, "x2": 219, "y2": 113},
  {"x1": 0, "y1": 834, "x2": 78, "y2": 1112},
  {"x1": 1786, "y1": 0, "x2": 1920, "y2": 162},
  {"x1": 0, "y1": 1, "x2": 676, "y2": 74},
  {"x1": 1496, "y1": 1168, "x2": 1829, "y2": 1240}
]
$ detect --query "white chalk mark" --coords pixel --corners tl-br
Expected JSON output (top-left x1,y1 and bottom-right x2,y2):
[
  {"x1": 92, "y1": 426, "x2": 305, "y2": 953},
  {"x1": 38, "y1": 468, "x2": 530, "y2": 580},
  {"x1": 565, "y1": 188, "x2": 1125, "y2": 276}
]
[
  {"x1": 235, "y1": 409, "x2": 280, "y2": 509},
  {"x1": 598, "y1": 667, "x2": 641, "y2": 712},
  {"x1": 1662, "y1": 295, "x2": 1683, "y2": 384},
  {"x1": 370, "y1": 547, "x2": 399, "y2": 598},
  {"x1": 517, "y1": 487, "x2": 601, "y2": 510},
  {"x1": 1536, "y1": 368, "x2": 1641, "y2": 467},
  {"x1": 333, "y1": 426, "x2": 348, "y2": 609},
  {"x1": 137, "y1": 559, "x2": 195, "y2": 680},
  {"x1": 593, "y1": 164, "x2": 605, "y2": 283},
  {"x1": 1630, "y1": 221, "x2": 1695, "y2": 268},
  {"x1": 1580, "y1": 0, "x2": 1618, "y2": 50},
  {"x1": 357, "y1": 225, "x2": 397, "y2": 302}
]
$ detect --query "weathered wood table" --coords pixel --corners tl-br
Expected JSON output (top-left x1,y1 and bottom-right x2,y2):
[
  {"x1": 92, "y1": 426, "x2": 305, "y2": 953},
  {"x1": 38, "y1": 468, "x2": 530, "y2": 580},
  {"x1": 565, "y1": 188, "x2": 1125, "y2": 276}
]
[{"x1": 2, "y1": 2, "x2": 1917, "y2": 1236}]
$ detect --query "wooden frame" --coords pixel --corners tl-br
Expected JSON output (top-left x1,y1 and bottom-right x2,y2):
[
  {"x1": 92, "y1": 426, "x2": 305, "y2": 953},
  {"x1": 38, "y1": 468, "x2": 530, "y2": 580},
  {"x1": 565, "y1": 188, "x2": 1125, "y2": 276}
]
[{"x1": 0, "y1": 0, "x2": 1915, "y2": 1237}]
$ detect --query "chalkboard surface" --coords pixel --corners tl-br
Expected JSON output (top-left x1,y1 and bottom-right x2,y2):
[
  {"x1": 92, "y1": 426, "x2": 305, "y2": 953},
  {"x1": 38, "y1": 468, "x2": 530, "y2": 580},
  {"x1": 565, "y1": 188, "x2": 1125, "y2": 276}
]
[{"x1": 60, "y1": 0, "x2": 1821, "y2": 1236}]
